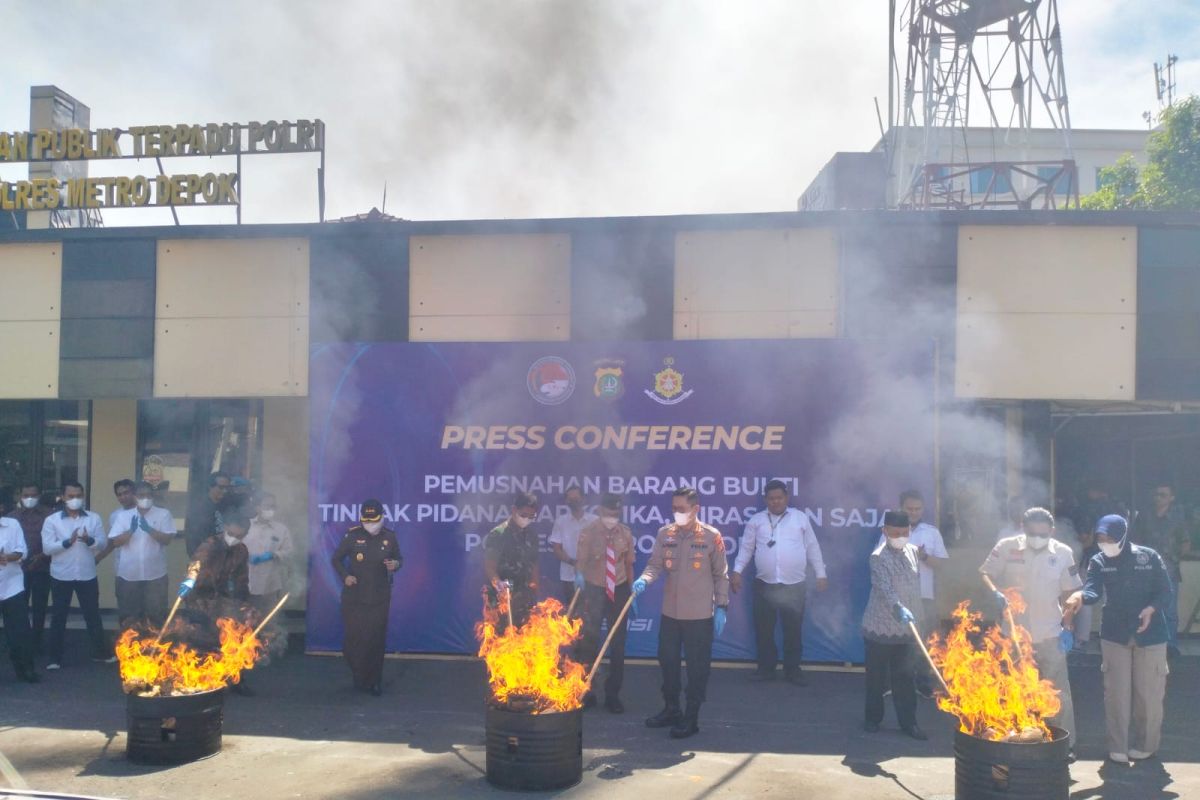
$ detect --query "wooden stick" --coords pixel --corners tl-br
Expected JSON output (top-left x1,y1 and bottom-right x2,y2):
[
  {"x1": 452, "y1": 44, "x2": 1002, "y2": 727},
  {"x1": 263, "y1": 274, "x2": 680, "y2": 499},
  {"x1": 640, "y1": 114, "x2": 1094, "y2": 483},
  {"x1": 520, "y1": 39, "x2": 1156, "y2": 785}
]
[
  {"x1": 155, "y1": 595, "x2": 184, "y2": 644},
  {"x1": 565, "y1": 587, "x2": 581, "y2": 618},
  {"x1": 908, "y1": 621, "x2": 952, "y2": 697},
  {"x1": 252, "y1": 592, "x2": 291, "y2": 638},
  {"x1": 1004, "y1": 608, "x2": 1023, "y2": 655},
  {"x1": 586, "y1": 593, "x2": 636, "y2": 685}
]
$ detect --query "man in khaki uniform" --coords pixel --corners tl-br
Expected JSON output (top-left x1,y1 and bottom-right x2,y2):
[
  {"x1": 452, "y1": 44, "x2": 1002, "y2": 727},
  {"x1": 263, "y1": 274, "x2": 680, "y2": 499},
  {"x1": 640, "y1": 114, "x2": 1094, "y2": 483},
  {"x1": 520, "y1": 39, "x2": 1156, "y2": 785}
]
[
  {"x1": 980, "y1": 507, "x2": 1082, "y2": 748},
  {"x1": 632, "y1": 487, "x2": 730, "y2": 739},
  {"x1": 574, "y1": 493, "x2": 635, "y2": 713}
]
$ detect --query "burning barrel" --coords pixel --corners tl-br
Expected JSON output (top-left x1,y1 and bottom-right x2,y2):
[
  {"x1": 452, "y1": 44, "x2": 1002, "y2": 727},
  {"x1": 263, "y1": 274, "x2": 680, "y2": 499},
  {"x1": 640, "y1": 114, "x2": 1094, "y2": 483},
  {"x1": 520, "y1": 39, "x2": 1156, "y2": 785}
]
[
  {"x1": 954, "y1": 726, "x2": 1069, "y2": 800},
  {"x1": 485, "y1": 704, "x2": 583, "y2": 791},
  {"x1": 127, "y1": 688, "x2": 225, "y2": 764}
]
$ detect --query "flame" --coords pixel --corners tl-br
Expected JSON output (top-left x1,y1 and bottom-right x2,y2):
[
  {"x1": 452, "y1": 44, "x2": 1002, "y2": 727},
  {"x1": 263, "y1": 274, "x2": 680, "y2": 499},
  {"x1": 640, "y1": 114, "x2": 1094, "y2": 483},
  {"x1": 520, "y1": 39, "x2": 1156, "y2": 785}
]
[
  {"x1": 116, "y1": 618, "x2": 263, "y2": 696},
  {"x1": 928, "y1": 590, "x2": 1062, "y2": 741},
  {"x1": 475, "y1": 596, "x2": 588, "y2": 713}
]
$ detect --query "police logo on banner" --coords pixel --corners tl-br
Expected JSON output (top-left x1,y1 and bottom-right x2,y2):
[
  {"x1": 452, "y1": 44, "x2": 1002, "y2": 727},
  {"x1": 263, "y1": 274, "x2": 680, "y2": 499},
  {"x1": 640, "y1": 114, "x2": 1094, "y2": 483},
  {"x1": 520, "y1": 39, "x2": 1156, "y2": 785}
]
[
  {"x1": 645, "y1": 357, "x2": 693, "y2": 405},
  {"x1": 527, "y1": 356, "x2": 576, "y2": 405},
  {"x1": 593, "y1": 359, "x2": 625, "y2": 400}
]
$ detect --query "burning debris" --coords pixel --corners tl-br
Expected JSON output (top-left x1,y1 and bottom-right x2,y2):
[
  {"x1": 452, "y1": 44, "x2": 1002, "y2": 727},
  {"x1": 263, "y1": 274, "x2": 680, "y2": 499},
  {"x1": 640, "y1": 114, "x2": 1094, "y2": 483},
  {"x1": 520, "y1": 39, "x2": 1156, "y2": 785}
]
[
  {"x1": 475, "y1": 595, "x2": 588, "y2": 713},
  {"x1": 929, "y1": 590, "x2": 1062, "y2": 743}
]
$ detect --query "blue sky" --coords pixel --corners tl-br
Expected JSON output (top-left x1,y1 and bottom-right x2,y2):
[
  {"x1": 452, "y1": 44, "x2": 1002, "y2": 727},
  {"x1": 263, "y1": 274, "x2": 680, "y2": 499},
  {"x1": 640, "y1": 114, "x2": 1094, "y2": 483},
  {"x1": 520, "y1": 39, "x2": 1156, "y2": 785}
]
[{"x1": 1, "y1": 0, "x2": 1197, "y2": 224}]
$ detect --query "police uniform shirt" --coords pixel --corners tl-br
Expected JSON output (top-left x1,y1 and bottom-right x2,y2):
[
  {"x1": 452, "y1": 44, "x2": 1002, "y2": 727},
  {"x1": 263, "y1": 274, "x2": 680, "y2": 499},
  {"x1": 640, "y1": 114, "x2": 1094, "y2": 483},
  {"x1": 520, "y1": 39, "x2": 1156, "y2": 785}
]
[
  {"x1": 484, "y1": 520, "x2": 540, "y2": 588},
  {"x1": 332, "y1": 526, "x2": 401, "y2": 605},
  {"x1": 981, "y1": 534, "x2": 1082, "y2": 642},
  {"x1": 640, "y1": 521, "x2": 730, "y2": 620},
  {"x1": 41, "y1": 510, "x2": 106, "y2": 582},
  {"x1": 0, "y1": 518, "x2": 27, "y2": 602},
  {"x1": 1081, "y1": 543, "x2": 1173, "y2": 647}
]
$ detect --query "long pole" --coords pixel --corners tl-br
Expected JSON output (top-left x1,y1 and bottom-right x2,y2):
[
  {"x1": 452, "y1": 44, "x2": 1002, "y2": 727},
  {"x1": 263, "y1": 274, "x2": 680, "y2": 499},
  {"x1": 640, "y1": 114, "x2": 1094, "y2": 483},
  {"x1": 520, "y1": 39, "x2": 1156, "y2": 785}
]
[
  {"x1": 566, "y1": 587, "x2": 581, "y2": 618},
  {"x1": 908, "y1": 621, "x2": 952, "y2": 696},
  {"x1": 155, "y1": 595, "x2": 184, "y2": 644},
  {"x1": 586, "y1": 594, "x2": 635, "y2": 685},
  {"x1": 252, "y1": 592, "x2": 291, "y2": 638}
]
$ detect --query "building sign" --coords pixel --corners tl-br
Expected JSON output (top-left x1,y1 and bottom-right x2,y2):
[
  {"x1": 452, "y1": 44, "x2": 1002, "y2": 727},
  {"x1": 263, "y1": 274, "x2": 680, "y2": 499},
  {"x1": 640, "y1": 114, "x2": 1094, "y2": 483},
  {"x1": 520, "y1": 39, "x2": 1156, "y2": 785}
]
[{"x1": 0, "y1": 119, "x2": 324, "y2": 212}]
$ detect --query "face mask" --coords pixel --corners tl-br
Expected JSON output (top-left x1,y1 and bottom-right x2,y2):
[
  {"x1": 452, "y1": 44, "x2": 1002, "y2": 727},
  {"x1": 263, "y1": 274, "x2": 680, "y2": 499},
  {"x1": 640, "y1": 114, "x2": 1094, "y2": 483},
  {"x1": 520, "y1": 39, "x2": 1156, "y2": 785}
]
[
  {"x1": 1026, "y1": 535, "x2": 1049, "y2": 550},
  {"x1": 136, "y1": 498, "x2": 154, "y2": 511},
  {"x1": 65, "y1": 498, "x2": 84, "y2": 511},
  {"x1": 20, "y1": 497, "x2": 37, "y2": 509},
  {"x1": 673, "y1": 512, "x2": 692, "y2": 527},
  {"x1": 224, "y1": 533, "x2": 239, "y2": 546},
  {"x1": 600, "y1": 516, "x2": 619, "y2": 530},
  {"x1": 363, "y1": 521, "x2": 383, "y2": 534},
  {"x1": 511, "y1": 515, "x2": 531, "y2": 530},
  {"x1": 259, "y1": 509, "x2": 275, "y2": 521},
  {"x1": 1099, "y1": 542, "x2": 1122, "y2": 558},
  {"x1": 887, "y1": 535, "x2": 910, "y2": 550}
]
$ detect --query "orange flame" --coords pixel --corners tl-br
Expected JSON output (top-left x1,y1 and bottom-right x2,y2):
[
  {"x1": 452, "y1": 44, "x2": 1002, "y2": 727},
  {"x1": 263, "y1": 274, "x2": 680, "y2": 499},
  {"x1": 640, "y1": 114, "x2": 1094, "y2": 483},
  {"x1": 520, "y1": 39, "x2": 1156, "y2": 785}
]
[
  {"x1": 116, "y1": 618, "x2": 263, "y2": 696},
  {"x1": 475, "y1": 596, "x2": 588, "y2": 713},
  {"x1": 928, "y1": 590, "x2": 1061, "y2": 741}
]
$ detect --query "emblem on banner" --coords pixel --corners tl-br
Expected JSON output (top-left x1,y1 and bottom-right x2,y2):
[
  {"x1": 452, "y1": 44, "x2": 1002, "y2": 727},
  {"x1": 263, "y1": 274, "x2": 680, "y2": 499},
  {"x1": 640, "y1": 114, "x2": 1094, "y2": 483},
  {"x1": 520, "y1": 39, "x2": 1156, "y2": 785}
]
[
  {"x1": 593, "y1": 359, "x2": 625, "y2": 400},
  {"x1": 645, "y1": 357, "x2": 693, "y2": 405},
  {"x1": 527, "y1": 356, "x2": 576, "y2": 405}
]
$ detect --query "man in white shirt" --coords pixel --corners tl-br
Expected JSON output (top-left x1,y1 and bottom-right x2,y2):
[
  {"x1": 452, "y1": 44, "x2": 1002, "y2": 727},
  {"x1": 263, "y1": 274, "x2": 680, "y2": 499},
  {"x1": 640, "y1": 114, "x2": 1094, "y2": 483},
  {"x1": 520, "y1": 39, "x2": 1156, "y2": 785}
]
[
  {"x1": 108, "y1": 481, "x2": 177, "y2": 628},
  {"x1": 0, "y1": 515, "x2": 38, "y2": 682},
  {"x1": 548, "y1": 486, "x2": 597, "y2": 605},
  {"x1": 732, "y1": 480, "x2": 828, "y2": 685},
  {"x1": 877, "y1": 489, "x2": 948, "y2": 697},
  {"x1": 41, "y1": 482, "x2": 111, "y2": 669},
  {"x1": 244, "y1": 491, "x2": 295, "y2": 614},
  {"x1": 95, "y1": 479, "x2": 137, "y2": 566}
]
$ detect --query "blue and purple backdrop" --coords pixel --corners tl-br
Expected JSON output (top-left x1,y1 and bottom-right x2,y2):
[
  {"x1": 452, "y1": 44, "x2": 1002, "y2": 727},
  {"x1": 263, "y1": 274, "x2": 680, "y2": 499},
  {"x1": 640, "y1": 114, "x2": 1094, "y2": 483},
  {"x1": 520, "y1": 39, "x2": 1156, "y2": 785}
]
[{"x1": 307, "y1": 339, "x2": 934, "y2": 663}]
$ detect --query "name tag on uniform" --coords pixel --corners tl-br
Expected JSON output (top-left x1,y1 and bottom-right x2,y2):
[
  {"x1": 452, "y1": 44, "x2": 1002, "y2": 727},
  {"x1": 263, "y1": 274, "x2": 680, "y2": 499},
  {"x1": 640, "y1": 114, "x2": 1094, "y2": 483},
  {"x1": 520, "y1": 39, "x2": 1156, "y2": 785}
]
[{"x1": 356, "y1": 553, "x2": 364, "y2": 561}]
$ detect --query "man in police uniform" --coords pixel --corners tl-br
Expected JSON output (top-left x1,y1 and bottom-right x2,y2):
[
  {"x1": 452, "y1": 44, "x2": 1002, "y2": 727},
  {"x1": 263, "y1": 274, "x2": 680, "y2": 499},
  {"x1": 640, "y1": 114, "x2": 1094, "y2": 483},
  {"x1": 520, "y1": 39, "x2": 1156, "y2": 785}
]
[
  {"x1": 1064, "y1": 515, "x2": 1173, "y2": 764},
  {"x1": 979, "y1": 507, "x2": 1082, "y2": 748},
  {"x1": 484, "y1": 491, "x2": 542, "y2": 629},
  {"x1": 632, "y1": 487, "x2": 729, "y2": 739}
]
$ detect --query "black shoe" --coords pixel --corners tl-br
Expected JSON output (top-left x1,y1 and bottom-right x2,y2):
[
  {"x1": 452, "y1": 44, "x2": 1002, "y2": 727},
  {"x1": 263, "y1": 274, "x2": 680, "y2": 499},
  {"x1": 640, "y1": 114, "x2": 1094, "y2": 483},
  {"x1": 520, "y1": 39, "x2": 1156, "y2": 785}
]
[
  {"x1": 645, "y1": 705, "x2": 682, "y2": 728},
  {"x1": 370, "y1": 683, "x2": 382, "y2": 697},
  {"x1": 670, "y1": 703, "x2": 700, "y2": 739},
  {"x1": 786, "y1": 671, "x2": 809, "y2": 687},
  {"x1": 604, "y1": 696, "x2": 624, "y2": 714},
  {"x1": 902, "y1": 725, "x2": 928, "y2": 741},
  {"x1": 747, "y1": 670, "x2": 775, "y2": 682},
  {"x1": 864, "y1": 721, "x2": 880, "y2": 733},
  {"x1": 582, "y1": 692, "x2": 597, "y2": 710}
]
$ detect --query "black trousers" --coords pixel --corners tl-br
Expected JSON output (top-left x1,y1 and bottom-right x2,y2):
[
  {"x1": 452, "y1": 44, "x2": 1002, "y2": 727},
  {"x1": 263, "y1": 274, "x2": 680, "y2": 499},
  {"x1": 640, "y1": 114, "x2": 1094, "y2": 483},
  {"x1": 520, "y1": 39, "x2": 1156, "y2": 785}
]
[
  {"x1": 658, "y1": 615, "x2": 714, "y2": 707},
  {"x1": 48, "y1": 577, "x2": 109, "y2": 663},
  {"x1": 752, "y1": 580, "x2": 807, "y2": 676},
  {"x1": 115, "y1": 576, "x2": 169, "y2": 628},
  {"x1": 578, "y1": 582, "x2": 630, "y2": 699},
  {"x1": 342, "y1": 599, "x2": 389, "y2": 689},
  {"x1": 24, "y1": 570, "x2": 50, "y2": 648},
  {"x1": 864, "y1": 639, "x2": 917, "y2": 729},
  {"x1": 559, "y1": 580, "x2": 576, "y2": 607},
  {"x1": 2, "y1": 590, "x2": 34, "y2": 674}
]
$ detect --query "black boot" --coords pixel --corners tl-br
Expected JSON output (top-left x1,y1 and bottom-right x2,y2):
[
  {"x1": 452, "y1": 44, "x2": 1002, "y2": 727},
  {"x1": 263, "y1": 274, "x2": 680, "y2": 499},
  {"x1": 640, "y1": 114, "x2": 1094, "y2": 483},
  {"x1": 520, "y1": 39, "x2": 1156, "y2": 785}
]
[
  {"x1": 645, "y1": 699, "x2": 681, "y2": 728},
  {"x1": 670, "y1": 701, "x2": 700, "y2": 739}
]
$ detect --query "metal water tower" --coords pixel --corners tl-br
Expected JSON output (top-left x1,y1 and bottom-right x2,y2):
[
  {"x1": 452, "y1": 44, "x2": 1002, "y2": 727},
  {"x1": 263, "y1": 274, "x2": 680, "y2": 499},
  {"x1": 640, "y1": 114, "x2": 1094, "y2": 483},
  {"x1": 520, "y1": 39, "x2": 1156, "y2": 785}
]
[{"x1": 887, "y1": 0, "x2": 1077, "y2": 209}]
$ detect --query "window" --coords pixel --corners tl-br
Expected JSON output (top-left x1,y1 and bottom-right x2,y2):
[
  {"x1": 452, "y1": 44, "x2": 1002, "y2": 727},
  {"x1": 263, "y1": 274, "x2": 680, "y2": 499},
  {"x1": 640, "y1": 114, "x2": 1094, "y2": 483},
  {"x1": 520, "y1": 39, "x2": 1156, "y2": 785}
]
[
  {"x1": 0, "y1": 401, "x2": 91, "y2": 510},
  {"x1": 970, "y1": 167, "x2": 1012, "y2": 195},
  {"x1": 1036, "y1": 166, "x2": 1075, "y2": 195}
]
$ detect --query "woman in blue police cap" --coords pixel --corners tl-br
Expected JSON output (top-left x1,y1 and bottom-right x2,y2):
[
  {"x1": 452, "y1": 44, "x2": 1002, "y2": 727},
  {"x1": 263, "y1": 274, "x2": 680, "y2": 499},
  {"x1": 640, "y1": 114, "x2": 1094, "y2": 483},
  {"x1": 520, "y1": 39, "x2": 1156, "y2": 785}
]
[{"x1": 331, "y1": 499, "x2": 402, "y2": 696}]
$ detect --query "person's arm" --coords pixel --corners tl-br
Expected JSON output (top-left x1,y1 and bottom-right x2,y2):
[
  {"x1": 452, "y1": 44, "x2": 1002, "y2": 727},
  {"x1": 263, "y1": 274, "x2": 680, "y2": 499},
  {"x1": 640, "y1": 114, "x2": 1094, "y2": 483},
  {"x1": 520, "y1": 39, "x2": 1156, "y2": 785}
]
[
  {"x1": 147, "y1": 510, "x2": 176, "y2": 546},
  {"x1": 87, "y1": 515, "x2": 106, "y2": 553},
  {"x1": 1, "y1": 530, "x2": 26, "y2": 562},
  {"x1": 1063, "y1": 555, "x2": 1104, "y2": 624},
  {"x1": 623, "y1": 529, "x2": 635, "y2": 582},
  {"x1": 870, "y1": 552, "x2": 900, "y2": 607},
  {"x1": 711, "y1": 531, "x2": 730, "y2": 608},
  {"x1": 639, "y1": 530, "x2": 665, "y2": 585},
  {"x1": 108, "y1": 513, "x2": 134, "y2": 548},
  {"x1": 386, "y1": 533, "x2": 402, "y2": 571},
  {"x1": 548, "y1": 520, "x2": 572, "y2": 565},
  {"x1": 1148, "y1": 551, "x2": 1172, "y2": 620},
  {"x1": 483, "y1": 532, "x2": 501, "y2": 586},
  {"x1": 330, "y1": 533, "x2": 350, "y2": 581},
  {"x1": 803, "y1": 518, "x2": 828, "y2": 588},
  {"x1": 41, "y1": 517, "x2": 71, "y2": 556},
  {"x1": 919, "y1": 529, "x2": 949, "y2": 570},
  {"x1": 233, "y1": 550, "x2": 250, "y2": 600},
  {"x1": 732, "y1": 518, "x2": 757, "y2": 576},
  {"x1": 276, "y1": 525, "x2": 295, "y2": 559}
]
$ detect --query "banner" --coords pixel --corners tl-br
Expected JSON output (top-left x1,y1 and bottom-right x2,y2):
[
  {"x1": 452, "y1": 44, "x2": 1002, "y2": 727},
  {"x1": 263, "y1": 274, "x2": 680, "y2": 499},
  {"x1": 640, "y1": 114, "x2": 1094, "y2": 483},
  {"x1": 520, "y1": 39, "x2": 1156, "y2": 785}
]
[{"x1": 307, "y1": 339, "x2": 934, "y2": 662}]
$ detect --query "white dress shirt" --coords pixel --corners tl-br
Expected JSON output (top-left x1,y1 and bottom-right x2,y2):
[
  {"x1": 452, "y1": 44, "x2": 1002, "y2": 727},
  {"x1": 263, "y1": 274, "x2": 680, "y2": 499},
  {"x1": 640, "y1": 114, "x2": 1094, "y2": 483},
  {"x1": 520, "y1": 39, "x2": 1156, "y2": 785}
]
[
  {"x1": 0, "y1": 517, "x2": 28, "y2": 601},
  {"x1": 244, "y1": 517, "x2": 295, "y2": 596},
  {"x1": 734, "y1": 508, "x2": 827, "y2": 585},
  {"x1": 876, "y1": 521, "x2": 947, "y2": 600},
  {"x1": 110, "y1": 505, "x2": 177, "y2": 582},
  {"x1": 548, "y1": 511, "x2": 597, "y2": 581},
  {"x1": 41, "y1": 510, "x2": 106, "y2": 581}
]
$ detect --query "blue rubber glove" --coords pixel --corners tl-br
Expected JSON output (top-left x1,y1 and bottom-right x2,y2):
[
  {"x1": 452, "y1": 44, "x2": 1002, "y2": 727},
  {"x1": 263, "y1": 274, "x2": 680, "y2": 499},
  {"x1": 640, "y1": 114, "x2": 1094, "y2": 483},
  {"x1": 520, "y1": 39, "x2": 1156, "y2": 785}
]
[
  {"x1": 127, "y1": 515, "x2": 139, "y2": 534},
  {"x1": 993, "y1": 590, "x2": 1009, "y2": 612},
  {"x1": 714, "y1": 607, "x2": 727, "y2": 637},
  {"x1": 178, "y1": 578, "x2": 195, "y2": 597},
  {"x1": 250, "y1": 553, "x2": 272, "y2": 565},
  {"x1": 1058, "y1": 628, "x2": 1074, "y2": 654},
  {"x1": 892, "y1": 603, "x2": 915, "y2": 625},
  {"x1": 573, "y1": 572, "x2": 586, "y2": 592},
  {"x1": 631, "y1": 577, "x2": 647, "y2": 595},
  {"x1": 138, "y1": 515, "x2": 151, "y2": 533}
]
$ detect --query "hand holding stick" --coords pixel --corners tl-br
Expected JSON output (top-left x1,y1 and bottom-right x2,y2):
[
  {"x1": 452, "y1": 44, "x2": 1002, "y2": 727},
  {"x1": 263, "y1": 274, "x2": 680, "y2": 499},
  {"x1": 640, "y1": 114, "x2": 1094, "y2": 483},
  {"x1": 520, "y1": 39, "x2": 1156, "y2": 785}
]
[
  {"x1": 907, "y1": 621, "x2": 952, "y2": 697},
  {"x1": 586, "y1": 593, "x2": 636, "y2": 685}
]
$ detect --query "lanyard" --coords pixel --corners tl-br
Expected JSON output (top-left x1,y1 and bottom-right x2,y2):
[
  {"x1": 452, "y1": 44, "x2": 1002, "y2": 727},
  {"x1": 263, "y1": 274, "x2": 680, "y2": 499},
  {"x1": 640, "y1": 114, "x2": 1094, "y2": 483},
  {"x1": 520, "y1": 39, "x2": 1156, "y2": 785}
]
[{"x1": 767, "y1": 511, "x2": 786, "y2": 547}]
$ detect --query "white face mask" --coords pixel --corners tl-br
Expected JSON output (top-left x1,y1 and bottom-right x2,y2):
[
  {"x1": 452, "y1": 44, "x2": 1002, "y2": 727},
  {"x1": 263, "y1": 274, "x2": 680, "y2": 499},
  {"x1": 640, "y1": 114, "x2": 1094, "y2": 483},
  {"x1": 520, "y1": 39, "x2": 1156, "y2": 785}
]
[
  {"x1": 511, "y1": 514, "x2": 531, "y2": 530},
  {"x1": 887, "y1": 535, "x2": 910, "y2": 550},
  {"x1": 363, "y1": 521, "x2": 383, "y2": 534},
  {"x1": 673, "y1": 511, "x2": 693, "y2": 527},
  {"x1": 65, "y1": 498, "x2": 84, "y2": 511},
  {"x1": 600, "y1": 516, "x2": 619, "y2": 529},
  {"x1": 259, "y1": 509, "x2": 275, "y2": 521},
  {"x1": 224, "y1": 533, "x2": 239, "y2": 546},
  {"x1": 1026, "y1": 535, "x2": 1049, "y2": 550},
  {"x1": 20, "y1": 497, "x2": 38, "y2": 509},
  {"x1": 136, "y1": 498, "x2": 154, "y2": 511},
  {"x1": 1099, "y1": 542, "x2": 1122, "y2": 558}
]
